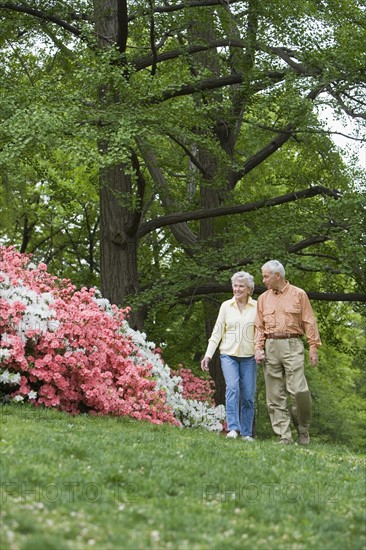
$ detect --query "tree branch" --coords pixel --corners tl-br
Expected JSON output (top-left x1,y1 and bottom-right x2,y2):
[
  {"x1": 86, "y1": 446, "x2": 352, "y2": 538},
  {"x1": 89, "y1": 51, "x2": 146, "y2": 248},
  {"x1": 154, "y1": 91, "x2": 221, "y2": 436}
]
[
  {"x1": 158, "y1": 70, "x2": 285, "y2": 102},
  {"x1": 167, "y1": 133, "x2": 208, "y2": 176},
  {"x1": 148, "y1": 0, "x2": 158, "y2": 76},
  {"x1": 136, "y1": 138, "x2": 197, "y2": 247},
  {"x1": 263, "y1": 45, "x2": 322, "y2": 76},
  {"x1": 326, "y1": 87, "x2": 366, "y2": 120},
  {"x1": 233, "y1": 123, "x2": 294, "y2": 182},
  {"x1": 128, "y1": 0, "x2": 245, "y2": 21},
  {"x1": 117, "y1": 0, "x2": 128, "y2": 54},
  {"x1": 133, "y1": 38, "x2": 247, "y2": 71},
  {"x1": 242, "y1": 118, "x2": 366, "y2": 142},
  {"x1": 0, "y1": 2, "x2": 82, "y2": 37},
  {"x1": 137, "y1": 185, "x2": 339, "y2": 237},
  {"x1": 287, "y1": 235, "x2": 332, "y2": 253},
  {"x1": 177, "y1": 283, "x2": 366, "y2": 302}
]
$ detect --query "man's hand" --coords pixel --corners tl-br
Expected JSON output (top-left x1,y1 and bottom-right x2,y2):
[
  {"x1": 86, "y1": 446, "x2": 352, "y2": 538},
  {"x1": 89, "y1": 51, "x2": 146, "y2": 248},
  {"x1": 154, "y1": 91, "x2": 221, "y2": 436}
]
[
  {"x1": 309, "y1": 350, "x2": 318, "y2": 367},
  {"x1": 255, "y1": 349, "x2": 265, "y2": 364},
  {"x1": 201, "y1": 356, "x2": 210, "y2": 371}
]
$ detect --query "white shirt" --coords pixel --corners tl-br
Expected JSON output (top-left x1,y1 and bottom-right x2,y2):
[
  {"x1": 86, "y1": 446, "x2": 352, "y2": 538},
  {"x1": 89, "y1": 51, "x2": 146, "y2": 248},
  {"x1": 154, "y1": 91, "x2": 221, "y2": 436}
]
[{"x1": 205, "y1": 296, "x2": 257, "y2": 358}]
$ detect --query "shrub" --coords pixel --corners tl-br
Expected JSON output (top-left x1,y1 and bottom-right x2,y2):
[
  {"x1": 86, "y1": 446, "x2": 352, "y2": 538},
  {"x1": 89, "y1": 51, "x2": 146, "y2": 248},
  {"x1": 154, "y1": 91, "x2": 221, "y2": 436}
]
[
  {"x1": 0, "y1": 246, "x2": 225, "y2": 430},
  {"x1": 175, "y1": 367, "x2": 215, "y2": 404}
]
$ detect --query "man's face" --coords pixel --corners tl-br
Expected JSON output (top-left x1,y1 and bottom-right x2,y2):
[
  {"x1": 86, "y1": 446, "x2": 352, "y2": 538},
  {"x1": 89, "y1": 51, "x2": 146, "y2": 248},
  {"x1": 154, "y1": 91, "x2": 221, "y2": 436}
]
[{"x1": 262, "y1": 268, "x2": 279, "y2": 290}]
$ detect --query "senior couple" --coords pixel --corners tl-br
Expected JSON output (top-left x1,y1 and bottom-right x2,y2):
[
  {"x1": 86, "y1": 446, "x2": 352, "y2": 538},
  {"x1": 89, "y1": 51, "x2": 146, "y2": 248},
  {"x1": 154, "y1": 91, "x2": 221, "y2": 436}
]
[{"x1": 201, "y1": 260, "x2": 321, "y2": 445}]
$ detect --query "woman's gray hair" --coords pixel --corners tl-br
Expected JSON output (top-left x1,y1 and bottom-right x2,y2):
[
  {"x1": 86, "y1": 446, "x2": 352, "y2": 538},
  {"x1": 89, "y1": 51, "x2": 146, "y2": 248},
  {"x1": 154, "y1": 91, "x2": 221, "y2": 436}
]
[
  {"x1": 231, "y1": 271, "x2": 255, "y2": 295},
  {"x1": 262, "y1": 260, "x2": 285, "y2": 278}
]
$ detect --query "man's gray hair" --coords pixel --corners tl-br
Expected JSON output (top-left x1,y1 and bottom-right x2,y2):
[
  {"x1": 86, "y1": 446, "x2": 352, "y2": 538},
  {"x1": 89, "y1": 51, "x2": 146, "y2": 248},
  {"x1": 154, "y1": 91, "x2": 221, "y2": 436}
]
[
  {"x1": 231, "y1": 271, "x2": 255, "y2": 295},
  {"x1": 262, "y1": 260, "x2": 285, "y2": 278}
]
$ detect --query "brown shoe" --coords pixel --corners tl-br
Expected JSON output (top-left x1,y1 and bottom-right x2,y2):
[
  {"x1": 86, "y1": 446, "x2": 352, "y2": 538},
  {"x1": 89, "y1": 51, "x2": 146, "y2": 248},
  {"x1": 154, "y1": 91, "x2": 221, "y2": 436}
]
[
  {"x1": 298, "y1": 432, "x2": 310, "y2": 445},
  {"x1": 278, "y1": 438, "x2": 293, "y2": 445}
]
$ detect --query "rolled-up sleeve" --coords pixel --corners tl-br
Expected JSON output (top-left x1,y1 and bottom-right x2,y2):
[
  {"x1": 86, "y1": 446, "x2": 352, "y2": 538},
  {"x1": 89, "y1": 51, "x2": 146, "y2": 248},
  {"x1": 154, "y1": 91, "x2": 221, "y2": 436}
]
[
  {"x1": 300, "y1": 292, "x2": 321, "y2": 352},
  {"x1": 254, "y1": 296, "x2": 266, "y2": 351}
]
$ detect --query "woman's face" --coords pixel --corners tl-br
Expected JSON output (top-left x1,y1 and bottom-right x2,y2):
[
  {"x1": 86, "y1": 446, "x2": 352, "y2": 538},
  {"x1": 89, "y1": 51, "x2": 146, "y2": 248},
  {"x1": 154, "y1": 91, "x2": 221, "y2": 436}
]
[{"x1": 232, "y1": 279, "x2": 249, "y2": 301}]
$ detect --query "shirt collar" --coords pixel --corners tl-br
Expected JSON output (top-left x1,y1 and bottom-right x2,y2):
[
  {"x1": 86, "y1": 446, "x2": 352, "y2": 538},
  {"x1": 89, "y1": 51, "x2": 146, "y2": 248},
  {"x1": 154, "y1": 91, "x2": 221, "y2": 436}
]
[
  {"x1": 273, "y1": 280, "x2": 289, "y2": 295},
  {"x1": 229, "y1": 296, "x2": 256, "y2": 307}
]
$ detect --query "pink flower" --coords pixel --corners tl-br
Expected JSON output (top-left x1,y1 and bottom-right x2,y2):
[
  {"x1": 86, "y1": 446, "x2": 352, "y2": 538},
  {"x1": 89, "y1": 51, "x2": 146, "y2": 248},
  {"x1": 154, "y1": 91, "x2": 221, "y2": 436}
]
[{"x1": 0, "y1": 246, "x2": 212, "y2": 428}]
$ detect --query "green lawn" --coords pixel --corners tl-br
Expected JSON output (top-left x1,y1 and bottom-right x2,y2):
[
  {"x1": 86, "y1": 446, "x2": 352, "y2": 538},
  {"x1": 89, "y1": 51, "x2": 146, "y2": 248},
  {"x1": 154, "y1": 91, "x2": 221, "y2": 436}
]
[{"x1": 1, "y1": 404, "x2": 365, "y2": 550}]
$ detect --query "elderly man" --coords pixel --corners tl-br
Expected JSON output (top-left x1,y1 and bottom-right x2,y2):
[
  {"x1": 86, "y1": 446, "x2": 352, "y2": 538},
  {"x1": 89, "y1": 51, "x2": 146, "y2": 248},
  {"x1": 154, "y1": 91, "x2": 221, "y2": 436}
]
[{"x1": 255, "y1": 260, "x2": 321, "y2": 445}]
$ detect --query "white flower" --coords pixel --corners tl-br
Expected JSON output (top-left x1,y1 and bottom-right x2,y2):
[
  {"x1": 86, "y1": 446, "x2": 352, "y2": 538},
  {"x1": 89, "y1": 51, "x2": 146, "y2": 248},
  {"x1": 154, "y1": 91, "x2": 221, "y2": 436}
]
[
  {"x1": 0, "y1": 349, "x2": 11, "y2": 362},
  {"x1": 0, "y1": 277, "x2": 57, "y2": 344},
  {"x1": 0, "y1": 369, "x2": 11, "y2": 382},
  {"x1": 1, "y1": 334, "x2": 12, "y2": 345},
  {"x1": 1, "y1": 267, "x2": 225, "y2": 431},
  {"x1": 125, "y1": 321, "x2": 226, "y2": 431},
  {"x1": 0, "y1": 369, "x2": 21, "y2": 385},
  {"x1": 13, "y1": 395, "x2": 24, "y2": 402}
]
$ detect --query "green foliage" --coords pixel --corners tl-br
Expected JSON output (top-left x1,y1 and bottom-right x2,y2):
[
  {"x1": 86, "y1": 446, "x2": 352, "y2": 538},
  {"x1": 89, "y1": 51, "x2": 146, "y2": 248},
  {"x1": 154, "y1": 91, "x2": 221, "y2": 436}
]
[
  {"x1": 144, "y1": 301, "x2": 209, "y2": 375},
  {"x1": 0, "y1": 0, "x2": 365, "y2": 448},
  {"x1": 307, "y1": 344, "x2": 366, "y2": 450}
]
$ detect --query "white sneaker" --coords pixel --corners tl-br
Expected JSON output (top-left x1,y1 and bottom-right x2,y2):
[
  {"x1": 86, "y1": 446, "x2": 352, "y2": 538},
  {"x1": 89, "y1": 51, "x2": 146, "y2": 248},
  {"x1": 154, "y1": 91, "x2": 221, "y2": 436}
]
[
  {"x1": 242, "y1": 436, "x2": 255, "y2": 442},
  {"x1": 226, "y1": 430, "x2": 238, "y2": 438}
]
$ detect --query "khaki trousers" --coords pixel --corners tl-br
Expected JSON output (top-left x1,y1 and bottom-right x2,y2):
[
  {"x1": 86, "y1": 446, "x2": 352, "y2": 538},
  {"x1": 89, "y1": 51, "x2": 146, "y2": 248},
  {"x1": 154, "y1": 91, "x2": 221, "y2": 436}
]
[{"x1": 263, "y1": 338, "x2": 310, "y2": 440}]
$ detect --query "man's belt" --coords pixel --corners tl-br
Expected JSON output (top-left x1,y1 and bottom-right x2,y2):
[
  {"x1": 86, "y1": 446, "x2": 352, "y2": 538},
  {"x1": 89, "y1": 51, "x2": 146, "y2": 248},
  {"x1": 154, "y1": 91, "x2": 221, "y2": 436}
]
[{"x1": 267, "y1": 333, "x2": 301, "y2": 340}]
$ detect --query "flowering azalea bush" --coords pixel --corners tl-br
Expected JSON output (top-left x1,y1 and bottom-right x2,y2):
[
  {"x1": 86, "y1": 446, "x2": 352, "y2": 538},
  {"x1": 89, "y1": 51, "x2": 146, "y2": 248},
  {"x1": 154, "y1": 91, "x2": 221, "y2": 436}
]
[
  {"x1": 175, "y1": 367, "x2": 215, "y2": 404},
  {"x1": 0, "y1": 246, "x2": 225, "y2": 430}
]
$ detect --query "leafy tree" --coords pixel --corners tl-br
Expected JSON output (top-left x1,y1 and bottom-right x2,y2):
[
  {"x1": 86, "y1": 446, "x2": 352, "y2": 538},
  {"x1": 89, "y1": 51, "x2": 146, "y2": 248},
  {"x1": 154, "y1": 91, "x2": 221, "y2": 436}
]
[{"x1": 1, "y1": 0, "x2": 365, "y2": 402}]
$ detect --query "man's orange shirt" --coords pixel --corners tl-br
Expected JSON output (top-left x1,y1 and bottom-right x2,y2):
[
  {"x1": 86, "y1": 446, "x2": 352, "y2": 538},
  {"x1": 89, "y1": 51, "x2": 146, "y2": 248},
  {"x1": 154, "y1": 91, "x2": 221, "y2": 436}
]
[{"x1": 255, "y1": 282, "x2": 321, "y2": 353}]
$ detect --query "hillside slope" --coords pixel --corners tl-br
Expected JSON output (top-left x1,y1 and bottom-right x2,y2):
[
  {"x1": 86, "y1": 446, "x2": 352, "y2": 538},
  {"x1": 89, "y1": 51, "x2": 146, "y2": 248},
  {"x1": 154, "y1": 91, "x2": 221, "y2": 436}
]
[{"x1": 1, "y1": 404, "x2": 365, "y2": 549}]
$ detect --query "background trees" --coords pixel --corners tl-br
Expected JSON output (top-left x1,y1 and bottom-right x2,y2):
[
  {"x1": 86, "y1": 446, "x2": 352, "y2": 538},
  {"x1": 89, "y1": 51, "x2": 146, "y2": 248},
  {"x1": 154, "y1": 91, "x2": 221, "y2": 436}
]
[{"x1": 0, "y1": 1, "x2": 365, "y2": 426}]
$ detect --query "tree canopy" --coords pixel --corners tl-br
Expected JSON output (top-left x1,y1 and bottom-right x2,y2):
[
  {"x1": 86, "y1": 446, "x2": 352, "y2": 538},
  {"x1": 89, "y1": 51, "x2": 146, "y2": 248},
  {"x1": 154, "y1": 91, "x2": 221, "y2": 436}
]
[{"x1": 0, "y1": 2, "x2": 365, "y2": 396}]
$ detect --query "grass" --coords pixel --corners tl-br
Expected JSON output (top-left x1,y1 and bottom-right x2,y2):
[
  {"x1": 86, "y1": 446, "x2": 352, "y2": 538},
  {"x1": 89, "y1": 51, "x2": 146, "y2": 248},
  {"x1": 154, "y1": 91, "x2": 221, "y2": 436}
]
[{"x1": 1, "y1": 404, "x2": 365, "y2": 550}]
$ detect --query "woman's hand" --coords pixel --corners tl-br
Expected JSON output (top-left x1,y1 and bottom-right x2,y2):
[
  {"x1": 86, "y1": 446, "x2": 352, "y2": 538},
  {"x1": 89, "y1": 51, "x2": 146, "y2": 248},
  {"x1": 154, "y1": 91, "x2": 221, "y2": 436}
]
[{"x1": 201, "y1": 356, "x2": 210, "y2": 371}]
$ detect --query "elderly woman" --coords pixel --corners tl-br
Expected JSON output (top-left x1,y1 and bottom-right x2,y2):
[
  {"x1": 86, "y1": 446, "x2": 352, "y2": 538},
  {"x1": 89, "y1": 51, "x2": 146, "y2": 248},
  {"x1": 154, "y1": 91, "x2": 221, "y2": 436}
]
[{"x1": 201, "y1": 271, "x2": 257, "y2": 440}]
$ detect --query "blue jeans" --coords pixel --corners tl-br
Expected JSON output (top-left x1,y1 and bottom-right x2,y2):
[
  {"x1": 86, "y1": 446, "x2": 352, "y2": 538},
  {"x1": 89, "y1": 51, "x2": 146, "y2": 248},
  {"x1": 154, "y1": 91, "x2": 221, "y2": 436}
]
[{"x1": 221, "y1": 354, "x2": 257, "y2": 436}]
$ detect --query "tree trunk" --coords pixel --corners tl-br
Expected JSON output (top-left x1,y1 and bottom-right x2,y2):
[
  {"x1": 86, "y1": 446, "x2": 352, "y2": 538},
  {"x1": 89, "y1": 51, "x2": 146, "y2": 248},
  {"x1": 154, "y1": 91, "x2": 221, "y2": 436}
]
[
  {"x1": 185, "y1": 10, "x2": 229, "y2": 404},
  {"x1": 94, "y1": 0, "x2": 145, "y2": 329},
  {"x1": 99, "y1": 163, "x2": 144, "y2": 329}
]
